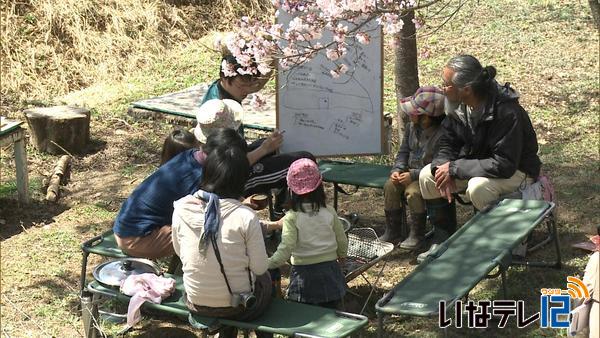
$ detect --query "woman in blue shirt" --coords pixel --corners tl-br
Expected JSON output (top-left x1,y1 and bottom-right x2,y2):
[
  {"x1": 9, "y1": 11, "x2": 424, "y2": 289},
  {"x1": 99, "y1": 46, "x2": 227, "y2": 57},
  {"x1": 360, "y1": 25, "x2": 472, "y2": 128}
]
[{"x1": 113, "y1": 128, "x2": 246, "y2": 258}]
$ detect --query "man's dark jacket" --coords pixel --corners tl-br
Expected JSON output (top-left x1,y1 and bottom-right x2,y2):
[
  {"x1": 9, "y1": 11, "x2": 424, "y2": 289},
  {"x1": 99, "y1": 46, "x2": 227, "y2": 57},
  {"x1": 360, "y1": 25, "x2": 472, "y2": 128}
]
[{"x1": 432, "y1": 82, "x2": 541, "y2": 180}]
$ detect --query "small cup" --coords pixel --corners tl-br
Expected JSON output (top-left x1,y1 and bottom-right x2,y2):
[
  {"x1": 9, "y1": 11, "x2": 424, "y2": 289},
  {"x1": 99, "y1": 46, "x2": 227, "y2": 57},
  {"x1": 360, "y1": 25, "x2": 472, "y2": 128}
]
[{"x1": 250, "y1": 194, "x2": 269, "y2": 210}]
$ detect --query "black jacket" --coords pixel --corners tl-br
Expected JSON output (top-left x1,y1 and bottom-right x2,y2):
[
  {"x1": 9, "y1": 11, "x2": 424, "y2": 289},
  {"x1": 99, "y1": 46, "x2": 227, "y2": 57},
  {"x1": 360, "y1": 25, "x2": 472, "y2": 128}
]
[{"x1": 432, "y1": 82, "x2": 541, "y2": 180}]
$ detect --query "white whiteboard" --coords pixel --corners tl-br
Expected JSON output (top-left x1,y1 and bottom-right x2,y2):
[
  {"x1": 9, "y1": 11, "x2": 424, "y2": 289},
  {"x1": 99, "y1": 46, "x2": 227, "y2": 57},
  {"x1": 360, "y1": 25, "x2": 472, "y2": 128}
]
[{"x1": 276, "y1": 15, "x2": 383, "y2": 157}]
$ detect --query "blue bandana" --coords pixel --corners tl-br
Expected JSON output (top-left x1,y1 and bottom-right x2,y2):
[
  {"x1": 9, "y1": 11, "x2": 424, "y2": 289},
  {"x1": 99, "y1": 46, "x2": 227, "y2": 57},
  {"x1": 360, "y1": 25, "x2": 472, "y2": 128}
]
[{"x1": 194, "y1": 190, "x2": 221, "y2": 251}]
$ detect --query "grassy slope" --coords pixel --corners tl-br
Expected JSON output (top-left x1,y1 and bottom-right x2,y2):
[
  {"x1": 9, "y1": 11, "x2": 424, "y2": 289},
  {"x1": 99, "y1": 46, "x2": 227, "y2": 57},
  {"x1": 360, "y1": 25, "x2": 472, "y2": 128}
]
[
  {"x1": 0, "y1": 0, "x2": 598, "y2": 337},
  {"x1": 0, "y1": 0, "x2": 272, "y2": 109},
  {"x1": 413, "y1": 0, "x2": 599, "y2": 235}
]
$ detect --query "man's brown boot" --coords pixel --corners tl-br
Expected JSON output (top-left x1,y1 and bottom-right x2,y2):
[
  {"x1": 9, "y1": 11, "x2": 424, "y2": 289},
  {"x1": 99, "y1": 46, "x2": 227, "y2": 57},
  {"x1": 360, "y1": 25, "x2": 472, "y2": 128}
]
[{"x1": 379, "y1": 209, "x2": 406, "y2": 243}]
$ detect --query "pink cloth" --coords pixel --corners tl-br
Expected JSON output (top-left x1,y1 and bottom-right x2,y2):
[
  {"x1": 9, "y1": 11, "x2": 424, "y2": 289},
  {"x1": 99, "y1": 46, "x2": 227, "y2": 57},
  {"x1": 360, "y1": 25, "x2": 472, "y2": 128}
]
[
  {"x1": 591, "y1": 235, "x2": 600, "y2": 251},
  {"x1": 193, "y1": 149, "x2": 206, "y2": 165},
  {"x1": 537, "y1": 174, "x2": 555, "y2": 203},
  {"x1": 120, "y1": 273, "x2": 176, "y2": 327}
]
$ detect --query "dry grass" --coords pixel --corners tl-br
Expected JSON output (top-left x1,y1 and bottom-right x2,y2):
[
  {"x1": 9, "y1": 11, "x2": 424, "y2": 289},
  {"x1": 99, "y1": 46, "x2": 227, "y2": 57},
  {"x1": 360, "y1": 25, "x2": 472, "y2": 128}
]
[
  {"x1": 0, "y1": 0, "x2": 598, "y2": 337},
  {"x1": 0, "y1": 0, "x2": 272, "y2": 113}
]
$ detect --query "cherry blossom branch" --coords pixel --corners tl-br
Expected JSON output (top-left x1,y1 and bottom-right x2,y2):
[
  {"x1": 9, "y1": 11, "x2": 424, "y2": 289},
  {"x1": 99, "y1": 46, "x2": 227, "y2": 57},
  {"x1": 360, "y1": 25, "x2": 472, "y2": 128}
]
[{"x1": 216, "y1": 0, "x2": 469, "y2": 78}]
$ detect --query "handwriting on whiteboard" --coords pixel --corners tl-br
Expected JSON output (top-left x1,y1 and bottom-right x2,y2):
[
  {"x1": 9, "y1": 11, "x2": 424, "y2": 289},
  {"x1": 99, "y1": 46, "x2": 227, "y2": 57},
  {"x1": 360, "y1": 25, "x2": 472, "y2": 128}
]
[{"x1": 276, "y1": 13, "x2": 382, "y2": 156}]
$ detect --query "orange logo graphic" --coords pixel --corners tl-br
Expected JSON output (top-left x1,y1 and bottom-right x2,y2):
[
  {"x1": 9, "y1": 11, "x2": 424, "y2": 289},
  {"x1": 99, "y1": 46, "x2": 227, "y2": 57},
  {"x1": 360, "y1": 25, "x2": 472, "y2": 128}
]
[{"x1": 565, "y1": 276, "x2": 590, "y2": 299}]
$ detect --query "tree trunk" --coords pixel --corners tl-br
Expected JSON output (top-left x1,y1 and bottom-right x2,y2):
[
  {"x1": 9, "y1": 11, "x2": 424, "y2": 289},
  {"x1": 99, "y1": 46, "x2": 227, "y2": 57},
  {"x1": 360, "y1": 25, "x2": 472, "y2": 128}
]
[
  {"x1": 590, "y1": 0, "x2": 600, "y2": 28},
  {"x1": 24, "y1": 106, "x2": 90, "y2": 155},
  {"x1": 394, "y1": 10, "x2": 420, "y2": 137},
  {"x1": 394, "y1": 11, "x2": 420, "y2": 99}
]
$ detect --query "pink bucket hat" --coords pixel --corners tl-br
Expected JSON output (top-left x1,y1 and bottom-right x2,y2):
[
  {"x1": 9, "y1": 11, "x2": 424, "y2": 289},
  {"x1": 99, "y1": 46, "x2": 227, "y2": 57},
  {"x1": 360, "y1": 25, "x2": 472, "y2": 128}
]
[
  {"x1": 194, "y1": 99, "x2": 243, "y2": 143},
  {"x1": 287, "y1": 159, "x2": 322, "y2": 195},
  {"x1": 398, "y1": 86, "x2": 445, "y2": 117}
]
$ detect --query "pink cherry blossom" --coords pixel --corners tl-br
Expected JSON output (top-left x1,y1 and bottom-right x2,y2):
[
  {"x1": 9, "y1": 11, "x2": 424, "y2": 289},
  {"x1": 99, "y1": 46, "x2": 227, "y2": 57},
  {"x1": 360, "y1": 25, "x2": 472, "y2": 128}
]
[
  {"x1": 355, "y1": 32, "x2": 370, "y2": 45},
  {"x1": 326, "y1": 48, "x2": 340, "y2": 61},
  {"x1": 330, "y1": 63, "x2": 349, "y2": 78},
  {"x1": 412, "y1": 17, "x2": 424, "y2": 30},
  {"x1": 257, "y1": 62, "x2": 272, "y2": 75},
  {"x1": 338, "y1": 63, "x2": 349, "y2": 74},
  {"x1": 250, "y1": 93, "x2": 267, "y2": 110},
  {"x1": 221, "y1": 60, "x2": 237, "y2": 77},
  {"x1": 218, "y1": 0, "x2": 434, "y2": 78}
]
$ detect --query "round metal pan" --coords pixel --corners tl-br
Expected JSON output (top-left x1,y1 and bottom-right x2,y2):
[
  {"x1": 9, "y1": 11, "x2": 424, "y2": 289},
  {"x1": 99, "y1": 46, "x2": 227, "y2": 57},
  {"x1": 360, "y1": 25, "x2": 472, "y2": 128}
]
[{"x1": 93, "y1": 258, "x2": 160, "y2": 287}]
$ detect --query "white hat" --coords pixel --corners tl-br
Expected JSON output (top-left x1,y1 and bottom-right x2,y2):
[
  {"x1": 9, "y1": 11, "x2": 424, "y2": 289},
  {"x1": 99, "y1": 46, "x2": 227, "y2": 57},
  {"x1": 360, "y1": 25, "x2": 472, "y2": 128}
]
[{"x1": 193, "y1": 99, "x2": 243, "y2": 143}]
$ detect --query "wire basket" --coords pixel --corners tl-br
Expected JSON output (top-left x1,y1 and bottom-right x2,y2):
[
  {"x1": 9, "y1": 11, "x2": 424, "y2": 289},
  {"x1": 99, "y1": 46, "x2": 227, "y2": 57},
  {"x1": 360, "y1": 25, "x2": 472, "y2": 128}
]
[{"x1": 343, "y1": 227, "x2": 394, "y2": 279}]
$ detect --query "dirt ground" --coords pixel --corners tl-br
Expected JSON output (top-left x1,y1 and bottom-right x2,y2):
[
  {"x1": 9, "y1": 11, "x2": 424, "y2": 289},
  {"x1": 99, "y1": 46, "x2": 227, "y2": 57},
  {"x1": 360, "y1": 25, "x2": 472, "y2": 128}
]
[
  {"x1": 0, "y1": 111, "x2": 597, "y2": 337},
  {"x1": 1, "y1": 0, "x2": 599, "y2": 337}
]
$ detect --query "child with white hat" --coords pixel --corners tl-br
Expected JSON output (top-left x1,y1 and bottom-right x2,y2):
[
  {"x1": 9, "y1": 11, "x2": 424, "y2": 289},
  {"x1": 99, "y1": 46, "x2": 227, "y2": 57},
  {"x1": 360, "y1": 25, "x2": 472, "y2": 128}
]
[
  {"x1": 194, "y1": 99, "x2": 315, "y2": 219},
  {"x1": 193, "y1": 99, "x2": 243, "y2": 144}
]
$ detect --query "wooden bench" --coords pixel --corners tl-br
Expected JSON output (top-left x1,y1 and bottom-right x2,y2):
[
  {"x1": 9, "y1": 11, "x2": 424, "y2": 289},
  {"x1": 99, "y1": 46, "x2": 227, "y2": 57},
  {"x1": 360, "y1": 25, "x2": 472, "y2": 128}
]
[{"x1": 0, "y1": 120, "x2": 29, "y2": 204}]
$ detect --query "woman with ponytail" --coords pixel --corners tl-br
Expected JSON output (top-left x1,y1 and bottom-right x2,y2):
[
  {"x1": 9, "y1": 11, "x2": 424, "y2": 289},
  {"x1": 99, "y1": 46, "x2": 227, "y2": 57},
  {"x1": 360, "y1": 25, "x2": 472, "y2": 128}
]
[{"x1": 417, "y1": 55, "x2": 542, "y2": 259}]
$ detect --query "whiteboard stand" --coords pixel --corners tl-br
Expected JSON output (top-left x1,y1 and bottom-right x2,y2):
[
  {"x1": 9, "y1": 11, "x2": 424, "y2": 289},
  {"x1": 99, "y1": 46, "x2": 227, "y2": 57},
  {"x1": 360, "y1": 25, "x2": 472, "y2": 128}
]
[{"x1": 276, "y1": 13, "x2": 384, "y2": 157}]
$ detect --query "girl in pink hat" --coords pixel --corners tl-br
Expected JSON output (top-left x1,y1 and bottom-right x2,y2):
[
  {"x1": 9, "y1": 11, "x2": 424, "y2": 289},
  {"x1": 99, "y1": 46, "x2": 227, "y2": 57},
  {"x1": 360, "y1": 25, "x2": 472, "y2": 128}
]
[{"x1": 267, "y1": 158, "x2": 349, "y2": 309}]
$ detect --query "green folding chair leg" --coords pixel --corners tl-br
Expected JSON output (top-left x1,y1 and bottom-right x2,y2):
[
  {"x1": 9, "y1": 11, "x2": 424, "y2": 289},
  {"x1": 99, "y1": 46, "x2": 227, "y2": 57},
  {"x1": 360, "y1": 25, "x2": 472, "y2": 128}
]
[{"x1": 80, "y1": 230, "x2": 128, "y2": 296}]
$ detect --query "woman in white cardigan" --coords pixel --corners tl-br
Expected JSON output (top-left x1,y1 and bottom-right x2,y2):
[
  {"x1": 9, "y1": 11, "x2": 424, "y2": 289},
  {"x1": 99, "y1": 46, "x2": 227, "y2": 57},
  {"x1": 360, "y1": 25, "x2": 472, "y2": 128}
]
[{"x1": 172, "y1": 145, "x2": 272, "y2": 338}]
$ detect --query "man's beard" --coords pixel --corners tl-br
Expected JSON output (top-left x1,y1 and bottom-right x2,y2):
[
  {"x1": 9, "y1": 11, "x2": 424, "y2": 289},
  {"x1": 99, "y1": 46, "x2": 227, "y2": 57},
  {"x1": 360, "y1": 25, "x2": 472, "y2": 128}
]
[{"x1": 444, "y1": 96, "x2": 461, "y2": 115}]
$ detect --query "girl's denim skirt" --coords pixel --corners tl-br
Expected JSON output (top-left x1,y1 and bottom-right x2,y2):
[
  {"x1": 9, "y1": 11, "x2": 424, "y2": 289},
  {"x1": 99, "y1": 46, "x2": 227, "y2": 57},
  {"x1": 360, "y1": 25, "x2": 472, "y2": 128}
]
[{"x1": 287, "y1": 260, "x2": 346, "y2": 304}]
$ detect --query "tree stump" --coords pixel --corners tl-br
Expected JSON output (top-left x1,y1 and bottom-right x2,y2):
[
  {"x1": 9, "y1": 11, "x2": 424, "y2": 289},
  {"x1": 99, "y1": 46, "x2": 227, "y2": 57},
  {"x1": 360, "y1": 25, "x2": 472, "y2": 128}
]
[{"x1": 24, "y1": 106, "x2": 90, "y2": 154}]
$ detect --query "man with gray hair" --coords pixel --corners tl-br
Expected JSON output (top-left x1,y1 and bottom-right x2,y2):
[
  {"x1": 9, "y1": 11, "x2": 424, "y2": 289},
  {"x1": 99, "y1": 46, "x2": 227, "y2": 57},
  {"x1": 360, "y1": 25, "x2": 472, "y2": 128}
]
[{"x1": 417, "y1": 54, "x2": 541, "y2": 260}]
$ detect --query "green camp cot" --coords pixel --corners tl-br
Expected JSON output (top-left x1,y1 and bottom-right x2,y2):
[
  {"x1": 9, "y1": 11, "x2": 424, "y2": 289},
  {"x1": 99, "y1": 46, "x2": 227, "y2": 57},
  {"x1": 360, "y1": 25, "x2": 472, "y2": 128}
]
[
  {"x1": 375, "y1": 199, "x2": 560, "y2": 337},
  {"x1": 85, "y1": 274, "x2": 368, "y2": 337}
]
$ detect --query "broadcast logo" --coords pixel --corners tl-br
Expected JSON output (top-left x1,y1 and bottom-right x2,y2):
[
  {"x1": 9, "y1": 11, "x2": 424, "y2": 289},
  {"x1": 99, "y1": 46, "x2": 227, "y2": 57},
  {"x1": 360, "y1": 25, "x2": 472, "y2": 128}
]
[{"x1": 540, "y1": 276, "x2": 590, "y2": 329}]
